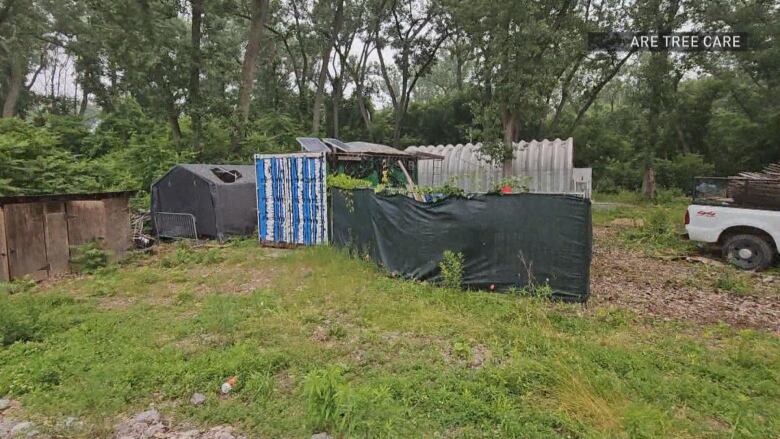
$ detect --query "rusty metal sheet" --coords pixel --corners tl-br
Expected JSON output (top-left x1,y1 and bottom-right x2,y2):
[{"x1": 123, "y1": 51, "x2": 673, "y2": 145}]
[
  {"x1": 44, "y1": 202, "x2": 70, "y2": 275},
  {"x1": 0, "y1": 207, "x2": 9, "y2": 282},
  {"x1": 4, "y1": 203, "x2": 48, "y2": 280}
]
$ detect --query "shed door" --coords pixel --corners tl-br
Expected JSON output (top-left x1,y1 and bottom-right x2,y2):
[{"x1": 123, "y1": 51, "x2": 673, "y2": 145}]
[
  {"x1": 66, "y1": 200, "x2": 106, "y2": 247},
  {"x1": 4, "y1": 203, "x2": 49, "y2": 280},
  {"x1": 44, "y1": 202, "x2": 70, "y2": 275}
]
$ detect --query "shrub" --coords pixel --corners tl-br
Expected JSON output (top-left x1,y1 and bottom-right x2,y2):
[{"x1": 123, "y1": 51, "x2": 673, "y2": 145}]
[
  {"x1": 328, "y1": 173, "x2": 373, "y2": 190},
  {"x1": 439, "y1": 250, "x2": 465, "y2": 289},
  {"x1": 69, "y1": 241, "x2": 110, "y2": 274},
  {"x1": 160, "y1": 242, "x2": 224, "y2": 268},
  {"x1": 0, "y1": 278, "x2": 36, "y2": 295}
]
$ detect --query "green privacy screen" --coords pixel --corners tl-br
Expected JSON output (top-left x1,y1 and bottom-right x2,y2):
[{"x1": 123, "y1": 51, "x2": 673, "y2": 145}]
[{"x1": 331, "y1": 189, "x2": 592, "y2": 302}]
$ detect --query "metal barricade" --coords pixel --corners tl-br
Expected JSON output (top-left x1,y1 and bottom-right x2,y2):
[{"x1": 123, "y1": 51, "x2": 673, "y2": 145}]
[{"x1": 153, "y1": 212, "x2": 198, "y2": 240}]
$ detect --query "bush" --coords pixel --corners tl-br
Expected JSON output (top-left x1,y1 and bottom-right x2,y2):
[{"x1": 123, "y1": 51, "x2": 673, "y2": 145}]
[
  {"x1": 439, "y1": 250, "x2": 465, "y2": 289},
  {"x1": 69, "y1": 241, "x2": 110, "y2": 274},
  {"x1": 328, "y1": 173, "x2": 373, "y2": 190},
  {"x1": 654, "y1": 154, "x2": 716, "y2": 193},
  {"x1": 0, "y1": 293, "x2": 78, "y2": 346},
  {"x1": 160, "y1": 242, "x2": 224, "y2": 268}
]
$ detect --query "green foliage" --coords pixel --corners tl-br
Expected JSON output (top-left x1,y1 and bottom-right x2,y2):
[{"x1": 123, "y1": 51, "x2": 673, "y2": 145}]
[
  {"x1": 160, "y1": 242, "x2": 225, "y2": 268},
  {"x1": 303, "y1": 366, "x2": 346, "y2": 432},
  {"x1": 327, "y1": 173, "x2": 373, "y2": 190},
  {"x1": 0, "y1": 118, "x2": 103, "y2": 196},
  {"x1": 303, "y1": 366, "x2": 403, "y2": 437},
  {"x1": 654, "y1": 154, "x2": 715, "y2": 193},
  {"x1": 476, "y1": 140, "x2": 513, "y2": 167},
  {"x1": 439, "y1": 250, "x2": 465, "y2": 289},
  {"x1": 714, "y1": 271, "x2": 752, "y2": 295},
  {"x1": 0, "y1": 278, "x2": 37, "y2": 295},
  {"x1": 69, "y1": 241, "x2": 110, "y2": 274},
  {"x1": 0, "y1": 293, "x2": 80, "y2": 346},
  {"x1": 491, "y1": 176, "x2": 532, "y2": 194}
]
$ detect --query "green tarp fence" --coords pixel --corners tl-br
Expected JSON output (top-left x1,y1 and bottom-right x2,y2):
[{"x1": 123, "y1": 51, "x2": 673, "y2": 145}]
[{"x1": 330, "y1": 189, "x2": 592, "y2": 302}]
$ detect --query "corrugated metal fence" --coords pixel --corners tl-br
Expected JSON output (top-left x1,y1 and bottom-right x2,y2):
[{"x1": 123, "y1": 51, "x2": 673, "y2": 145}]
[
  {"x1": 407, "y1": 138, "x2": 591, "y2": 197},
  {"x1": 255, "y1": 153, "x2": 328, "y2": 245}
]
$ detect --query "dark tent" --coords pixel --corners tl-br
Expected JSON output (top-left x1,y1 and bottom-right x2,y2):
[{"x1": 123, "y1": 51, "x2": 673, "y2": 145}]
[{"x1": 151, "y1": 164, "x2": 257, "y2": 240}]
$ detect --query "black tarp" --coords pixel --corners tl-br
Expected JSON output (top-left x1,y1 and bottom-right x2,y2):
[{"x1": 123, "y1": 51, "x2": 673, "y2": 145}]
[
  {"x1": 331, "y1": 189, "x2": 592, "y2": 302},
  {"x1": 151, "y1": 164, "x2": 257, "y2": 239}
]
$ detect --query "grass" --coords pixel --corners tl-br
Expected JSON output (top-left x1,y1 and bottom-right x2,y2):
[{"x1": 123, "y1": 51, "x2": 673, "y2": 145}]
[
  {"x1": 592, "y1": 190, "x2": 695, "y2": 256},
  {"x1": 0, "y1": 241, "x2": 779, "y2": 438}
]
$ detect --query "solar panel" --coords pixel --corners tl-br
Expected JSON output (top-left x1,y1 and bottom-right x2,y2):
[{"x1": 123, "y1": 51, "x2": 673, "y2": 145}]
[
  {"x1": 296, "y1": 137, "x2": 330, "y2": 152},
  {"x1": 322, "y1": 138, "x2": 354, "y2": 152}
]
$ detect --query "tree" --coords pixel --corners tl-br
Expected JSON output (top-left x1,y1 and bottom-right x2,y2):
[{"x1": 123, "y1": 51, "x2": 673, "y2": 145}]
[
  {"x1": 189, "y1": 0, "x2": 204, "y2": 150},
  {"x1": 375, "y1": 0, "x2": 450, "y2": 146},
  {"x1": 234, "y1": 0, "x2": 271, "y2": 151},
  {"x1": 311, "y1": 0, "x2": 344, "y2": 134}
]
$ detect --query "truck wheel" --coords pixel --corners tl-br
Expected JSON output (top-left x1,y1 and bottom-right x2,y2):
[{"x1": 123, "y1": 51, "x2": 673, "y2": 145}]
[{"x1": 722, "y1": 234, "x2": 774, "y2": 271}]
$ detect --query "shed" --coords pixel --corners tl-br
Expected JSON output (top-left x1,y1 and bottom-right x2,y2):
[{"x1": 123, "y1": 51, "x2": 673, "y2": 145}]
[
  {"x1": 0, "y1": 191, "x2": 134, "y2": 282},
  {"x1": 151, "y1": 164, "x2": 257, "y2": 240},
  {"x1": 296, "y1": 137, "x2": 443, "y2": 186}
]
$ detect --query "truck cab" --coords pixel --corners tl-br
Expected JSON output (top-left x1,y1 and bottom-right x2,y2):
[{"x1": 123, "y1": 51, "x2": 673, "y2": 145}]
[{"x1": 686, "y1": 177, "x2": 780, "y2": 270}]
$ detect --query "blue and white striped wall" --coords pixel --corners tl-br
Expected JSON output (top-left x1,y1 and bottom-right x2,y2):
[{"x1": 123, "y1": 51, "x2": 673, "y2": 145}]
[{"x1": 255, "y1": 153, "x2": 328, "y2": 245}]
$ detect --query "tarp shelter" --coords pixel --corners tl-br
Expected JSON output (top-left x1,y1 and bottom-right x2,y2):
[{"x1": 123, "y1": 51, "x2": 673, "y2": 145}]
[
  {"x1": 151, "y1": 164, "x2": 257, "y2": 240},
  {"x1": 331, "y1": 189, "x2": 592, "y2": 302}
]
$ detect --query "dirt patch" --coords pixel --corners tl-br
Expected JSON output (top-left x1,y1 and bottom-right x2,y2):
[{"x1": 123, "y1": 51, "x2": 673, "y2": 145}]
[
  {"x1": 113, "y1": 409, "x2": 245, "y2": 439},
  {"x1": 590, "y1": 227, "x2": 780, "y2": 333}
]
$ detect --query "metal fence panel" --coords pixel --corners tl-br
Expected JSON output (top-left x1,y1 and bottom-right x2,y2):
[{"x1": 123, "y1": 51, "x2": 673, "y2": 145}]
[
  {"x1": 153, "y1": 212, "x2": 198, "y2": 240},
  {"x1": 255, "y1": 153, "x2": 328, "y2": 245}
]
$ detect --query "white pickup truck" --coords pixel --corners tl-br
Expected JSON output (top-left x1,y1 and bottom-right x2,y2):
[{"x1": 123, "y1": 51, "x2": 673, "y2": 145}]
[{"x1": 686, "y1": 178, "x2": 780, "y2": 270}]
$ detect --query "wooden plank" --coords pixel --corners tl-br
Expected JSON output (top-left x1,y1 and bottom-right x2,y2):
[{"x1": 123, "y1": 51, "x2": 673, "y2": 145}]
[
  {"x1": 101, "y1": 197, "x2": 131, "y2": 260},
  {"x1": 4, "y1": 203, "x2": 49, "y2": 280},
  {"x1": 0, "y1": 207, "x2": 9, "y2": 282},
  {"x1": 44, "y1": 202, "x2": 70, "y2": 275}
]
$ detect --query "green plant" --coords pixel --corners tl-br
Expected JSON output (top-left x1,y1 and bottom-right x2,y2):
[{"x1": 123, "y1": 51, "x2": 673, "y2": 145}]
[
  {"x1": 0, "y1": 278, "x2": 36, "y2": 295},
  {"x1": 160, "y1": 242, "x2": 224, "y2": 268},
  {"x1": 476, "y1": 140, "x2": 513, "y2": 167},
  {"x1": 715, "y1": 271, "x2": 752, "y2": 294},
  {"x1": 439, "y1": 250, "x2": 465, "y2": 289},
  {"x1": 328, "y1": 173, "x2": 373, "y2": 190},
  {"x1": 69, "y1": 241, "x2": 110, "y2": 274},
  {"x1": 303, "y1": 366, "x2": 347, "y2": 432},
  {"x1": 491, "y1": 176, "x2": 531, "y2": 194}
]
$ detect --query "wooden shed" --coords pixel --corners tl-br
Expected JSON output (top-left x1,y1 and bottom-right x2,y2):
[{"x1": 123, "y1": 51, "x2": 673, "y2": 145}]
[{"x1": 0, "y1": 191, "x2": 134, "y2": 282}]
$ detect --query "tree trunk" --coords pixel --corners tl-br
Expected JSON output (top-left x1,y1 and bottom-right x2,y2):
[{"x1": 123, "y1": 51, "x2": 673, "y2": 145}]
[
  {"x1": 168, "y1": 92, "x2": 182, "y2": 143},
  {"x1": 355, "y1": 82, "x2": 371, "y2": 132},
  {"x1": 189, "y1": 0, "x2": 204, "y2": 150},
  {"x1": 331, "y1": 75, "x2": 341, "y2": 138},
  {"x1": 79, "y1": 88, "x2": 88, "y2": 116},
  {"x1": 501, "y1": 109, "x2": 521, "y2": 177},
  {"x1": 233, "y1": 0, "x2": 270, "y2": 151},
  {"x1": 642, "y1": 166, "x2": 657, "y2": 199},
  {"x1": 311, "y1": 0, "x2": 344, "y2": 134},
  {"x1": 2, "y1": 56, "x2": 25, "y2": 118}
]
